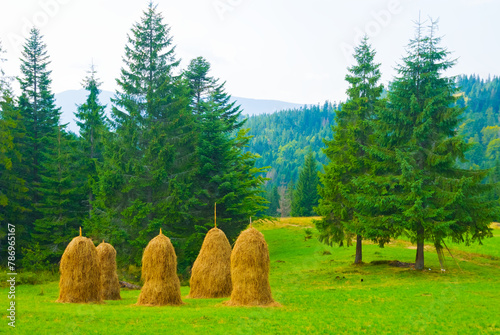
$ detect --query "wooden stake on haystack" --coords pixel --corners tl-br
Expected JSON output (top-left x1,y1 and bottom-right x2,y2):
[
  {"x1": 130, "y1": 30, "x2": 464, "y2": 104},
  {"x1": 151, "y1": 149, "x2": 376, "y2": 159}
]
[
  {"x1": 79, "y1": 227, "x2": 82, "y2": 236},
  {"x1": 250, "y1": 217, "x2": 252, "y2": 228},
  {"x1": 160, "y1": 228, "x2": 163, "y2": 235},
  {"x1": 215, "y1": 202, "x2": 217, "y2": 228}
]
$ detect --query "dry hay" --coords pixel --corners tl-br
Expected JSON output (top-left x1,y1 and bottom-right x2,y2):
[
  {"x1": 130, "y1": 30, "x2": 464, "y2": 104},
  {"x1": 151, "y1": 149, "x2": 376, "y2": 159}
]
[
  {"x1": 137, "y1": 232, "x2": 183, "y2": 306},
  {"x1": 225, "y1": 227, "x2": 280, "y2": 307},
  {"x1": 188, "y1": 227, "x2": 232, "y2": 298},
  {"x1": 96, "y1": 241, "x2": 121, "y2": 300},
  {"x1": 57, "y1": 235, "x2": 102, "y2": 303}
]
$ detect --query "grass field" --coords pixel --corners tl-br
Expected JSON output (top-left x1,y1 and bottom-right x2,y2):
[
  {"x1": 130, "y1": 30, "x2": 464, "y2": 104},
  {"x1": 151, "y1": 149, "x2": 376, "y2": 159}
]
[{"x1": 2, "y1": 217, "x2": 499, "y2": 334}]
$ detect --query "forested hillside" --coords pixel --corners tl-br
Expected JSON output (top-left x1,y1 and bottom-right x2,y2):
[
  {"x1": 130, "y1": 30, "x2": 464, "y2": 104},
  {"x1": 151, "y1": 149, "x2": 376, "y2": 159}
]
[
  {"x1": 246, "y1": 74, "x2": 500, "y2": 217},
  {"x1": 246, "y1": 76, "x2": 500, "y2": 186},
  {"x1": 245, "y1": 102, "x2": 338, "y2": 188},
  {"x1": 456, "y1": 75, "x2": 500, "y2": 170}
]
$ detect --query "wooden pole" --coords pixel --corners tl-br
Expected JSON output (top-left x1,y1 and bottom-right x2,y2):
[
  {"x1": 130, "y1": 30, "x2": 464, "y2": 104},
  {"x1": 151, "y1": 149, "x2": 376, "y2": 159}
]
[
  {"x1": 79, "y1": 227, "x2": 82, "y2": 236},
  {"x1": 214, "y1": 202, "x2": 217, "y2": 228}
]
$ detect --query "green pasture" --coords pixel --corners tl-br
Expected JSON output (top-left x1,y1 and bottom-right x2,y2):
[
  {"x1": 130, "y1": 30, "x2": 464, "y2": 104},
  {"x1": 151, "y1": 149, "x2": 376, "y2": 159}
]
[{"x1": 2, "y1": 218, "x2": 499, "y2": 334}]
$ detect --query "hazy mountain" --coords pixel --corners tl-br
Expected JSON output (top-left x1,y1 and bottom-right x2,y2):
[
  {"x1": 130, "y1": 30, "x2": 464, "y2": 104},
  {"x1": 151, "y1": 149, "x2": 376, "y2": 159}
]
[{"x1": 55, "y1": 89, "x2": 305, "y2": 133}]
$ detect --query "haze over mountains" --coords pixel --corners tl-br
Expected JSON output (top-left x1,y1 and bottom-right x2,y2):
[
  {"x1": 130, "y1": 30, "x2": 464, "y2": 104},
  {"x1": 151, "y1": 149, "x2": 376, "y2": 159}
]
[{"x1": 55, "y1": 89, "x2": 306, "y2": 133}]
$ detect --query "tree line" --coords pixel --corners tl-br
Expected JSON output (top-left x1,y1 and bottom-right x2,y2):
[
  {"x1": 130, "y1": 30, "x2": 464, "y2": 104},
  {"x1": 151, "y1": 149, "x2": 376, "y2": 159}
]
[
  {"x1": 0, "y1": 3, "x2": 266, "y2": 273},
  {"x1": 316, "y1": 22, "x2": 499, "y2": 270},
  {"x1": 2, "y1": 7, "x2": 498, "y2": 274}
]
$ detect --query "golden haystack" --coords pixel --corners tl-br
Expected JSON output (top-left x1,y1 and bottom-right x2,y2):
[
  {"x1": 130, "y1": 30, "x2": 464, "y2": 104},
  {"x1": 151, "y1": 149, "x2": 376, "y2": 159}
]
[
  {"x1": 225, "y1": 227, "x2": 279, "y2": 307},
  {"x1": 96, "y1": 241, "x2": 121, "y2": 300},
  {"x1": 188, "y1": 227, "x2": 232, "y2": 298},
  {"x1": 136, "y1": 231, "x2": 183, "y2": 306},
  {"x1": 57, "y1": 235, "x2": 102, "y2": 303}
]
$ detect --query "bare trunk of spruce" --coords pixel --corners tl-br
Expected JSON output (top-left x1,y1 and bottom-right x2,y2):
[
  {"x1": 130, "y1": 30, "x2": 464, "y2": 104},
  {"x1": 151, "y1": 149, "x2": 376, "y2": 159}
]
[
  {"x1": 354, "y1": 234, "x2": 362, "y2": 264},
  {"x1": 415, "y1": 226, "x2": 425, "y2": 270}
]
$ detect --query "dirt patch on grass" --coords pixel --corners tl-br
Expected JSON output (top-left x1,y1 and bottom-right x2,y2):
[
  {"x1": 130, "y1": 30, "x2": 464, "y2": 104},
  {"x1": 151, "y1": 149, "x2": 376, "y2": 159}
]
[{"x1": 370, "y1": 260, "x2": 415, "y2": 268}]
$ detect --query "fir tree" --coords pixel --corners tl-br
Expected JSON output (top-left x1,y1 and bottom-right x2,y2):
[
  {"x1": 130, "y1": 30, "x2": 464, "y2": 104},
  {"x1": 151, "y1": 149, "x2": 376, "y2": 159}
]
[
  {"x1": 316, "y1": 37, "x2": 385, "y2": 263},
  {"x1": 17, "y1": 28, "x2": 63, "y2": 262},
  {"x1": 90, "y1": 3, "x2": 198, "y2": 265},
  {"x1": 183, "y1": 57, "x2": 267, "y2": 266},
  {"x1": 291, "y1": 152, "x2": 319, "y2": 217},
  {"x1": 18, "y1": 28, "x2": 61, "y2": 208},
  {"x1": 361, "y1": 20, "x2": 498, "y2": 270},
  {"x1": 74, "y1": 64, "x2": 108, "y2": 218}
]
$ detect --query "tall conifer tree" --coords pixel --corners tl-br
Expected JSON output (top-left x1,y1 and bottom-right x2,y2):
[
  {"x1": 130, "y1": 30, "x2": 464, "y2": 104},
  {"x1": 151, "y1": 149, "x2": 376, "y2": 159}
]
[
  {"x1": 316, "y1": 37, "x2": 385, "y2": 263},
  {"x1": 183, "y1": 57, "x2": 267, "y2": 265},
  {"x1": 75, "y1": 65, "x2": 108, "y2": 218},
  {"x1": 359, "y1": 20, "x2": 498, "y2": 270},
  {"x1": 17, "y1": 28, "x2": 64, "y2": 261},
  {"x1": 90, "y1": 3, "x2": 197, "y2": 265}
]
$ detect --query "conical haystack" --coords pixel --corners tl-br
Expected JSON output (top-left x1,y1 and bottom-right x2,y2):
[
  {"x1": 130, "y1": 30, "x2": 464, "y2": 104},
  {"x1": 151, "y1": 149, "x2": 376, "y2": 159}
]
[
  {"x1": 188, "y1": 227, "x2": 232, "y2": 298},
  {"x1": 57, "y1": 235, "x2": 102, "y2": 303},
  {"x1": 96, "y1": 241, "x2": 121, "y2": 300},
  {"x1": 225, "y1": 227, "x2": 279, "y2": 307},
  {"x1": 137, "y1": 231, "x2": 183, "y2": 306}
]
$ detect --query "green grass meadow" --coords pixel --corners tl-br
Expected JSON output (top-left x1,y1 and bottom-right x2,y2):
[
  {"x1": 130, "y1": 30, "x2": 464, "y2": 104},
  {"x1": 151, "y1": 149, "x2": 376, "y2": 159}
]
[{"x1": 2, "y1": 218, "x2": 499, "y2": 334}]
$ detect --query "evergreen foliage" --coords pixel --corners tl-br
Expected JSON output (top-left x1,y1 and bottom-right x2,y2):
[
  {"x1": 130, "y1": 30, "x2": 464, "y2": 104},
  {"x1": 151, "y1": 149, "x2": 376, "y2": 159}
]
[
  {"x1": 0, "y1": 41, "x2": 29, "y2": 255},
  {"x1": 291, "y1": 152, "x2": 319, "y2": 217},
  {"x1": 316, "y1": 37, "x2": 384, "y2": 263},
  {"x1": 358, "y1": 20, "x2": 498, "y2": 270},
  {"x1": 74, "y1": 65, "x2": 109, "y2": 219},
  {"x1": 16, "y1": 28, "x2": 77, "y2": 265},
  {"x1": 245, "y1": 102, "x2": 337, "y2": 189},
  {"x1": 266, "y1": 185, "x2": 280, "y2": 217},
  {"x1": 184, "y1": 56, "x2": 267, "y2": 267},
  {"x1": 88, "y1": 3, "x2": 198, "y2": 266}
]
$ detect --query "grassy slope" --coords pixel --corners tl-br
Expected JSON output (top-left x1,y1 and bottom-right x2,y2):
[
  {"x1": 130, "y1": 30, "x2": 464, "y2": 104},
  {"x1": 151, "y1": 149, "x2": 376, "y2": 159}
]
[{"x1": 2, "y1": 218, "x2": 499, "y2": 334}]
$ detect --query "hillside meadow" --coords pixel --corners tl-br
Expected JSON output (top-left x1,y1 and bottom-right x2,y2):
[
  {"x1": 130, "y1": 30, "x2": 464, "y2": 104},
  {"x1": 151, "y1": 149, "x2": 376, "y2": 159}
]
[{"x1": 1, "y1": 218, "x2": 499, "y2": 334}]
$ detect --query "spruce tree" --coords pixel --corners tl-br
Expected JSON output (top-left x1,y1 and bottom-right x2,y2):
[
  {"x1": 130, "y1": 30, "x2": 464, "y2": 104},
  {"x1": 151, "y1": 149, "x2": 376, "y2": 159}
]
[
  {"x1": 16, "y1": 28, "x2": 64, "y2": 263},
  {"x1": 316, "y1": 37, "x2": 385, "y2": 263},
  {"x1": 183, "y1": 57, "x2": 267, "y2": 265},
  {"x1": 18, "y1": 28, "x2": 61, "y2": 208},
  {"x1": 90, "y1": 3, "x2": 198, "y2": 265},
  {"x1": 291, "y1": 152, "x2": 319, "y2": 217},
  {"x1": 361, "y1": 20, "x2": 498, "y2": 270},
  {"x1": 74, "y1": 65, "x2": 108, "y2": 218}
]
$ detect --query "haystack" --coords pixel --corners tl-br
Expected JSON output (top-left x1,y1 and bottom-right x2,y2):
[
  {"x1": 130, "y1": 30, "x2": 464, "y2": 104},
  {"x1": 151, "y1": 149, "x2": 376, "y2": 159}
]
[
  {"x1": 57, "y1": 233, "x2": 102, "y2": 303},
  {"x1": 96, "y1": 241, "x2": 121, "y2": 300},
  {"x1": 188, "y1": 227, "x2": 232, "y2": 298},
  {"x1": 136, "y1": 231, "x2": 183, "y2": 306},
  {"x1": 225, "y1": 227, "x2": 279, "y2": 307}
]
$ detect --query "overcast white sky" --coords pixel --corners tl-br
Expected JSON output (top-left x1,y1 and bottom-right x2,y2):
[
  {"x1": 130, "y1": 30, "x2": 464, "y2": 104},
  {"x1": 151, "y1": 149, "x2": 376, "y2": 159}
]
[{"x1": 0, "y1": 0, "x2": 499, "y2": 104}]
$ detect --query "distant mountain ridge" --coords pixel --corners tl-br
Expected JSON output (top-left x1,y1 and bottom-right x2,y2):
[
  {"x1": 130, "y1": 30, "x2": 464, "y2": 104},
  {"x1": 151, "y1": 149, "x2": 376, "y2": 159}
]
[{"x1": 55, "y1": 89, "x2": 306, "y2": 133}]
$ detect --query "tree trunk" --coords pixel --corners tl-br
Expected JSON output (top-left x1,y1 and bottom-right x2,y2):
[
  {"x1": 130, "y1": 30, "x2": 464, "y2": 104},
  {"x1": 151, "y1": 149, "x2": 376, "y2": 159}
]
[
  {"x1": 415, "y1": 226, "x2": 425, "y2": 270},
  {"x1": 354, "y1": 234, "x2": 362, "y2": 264}
]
